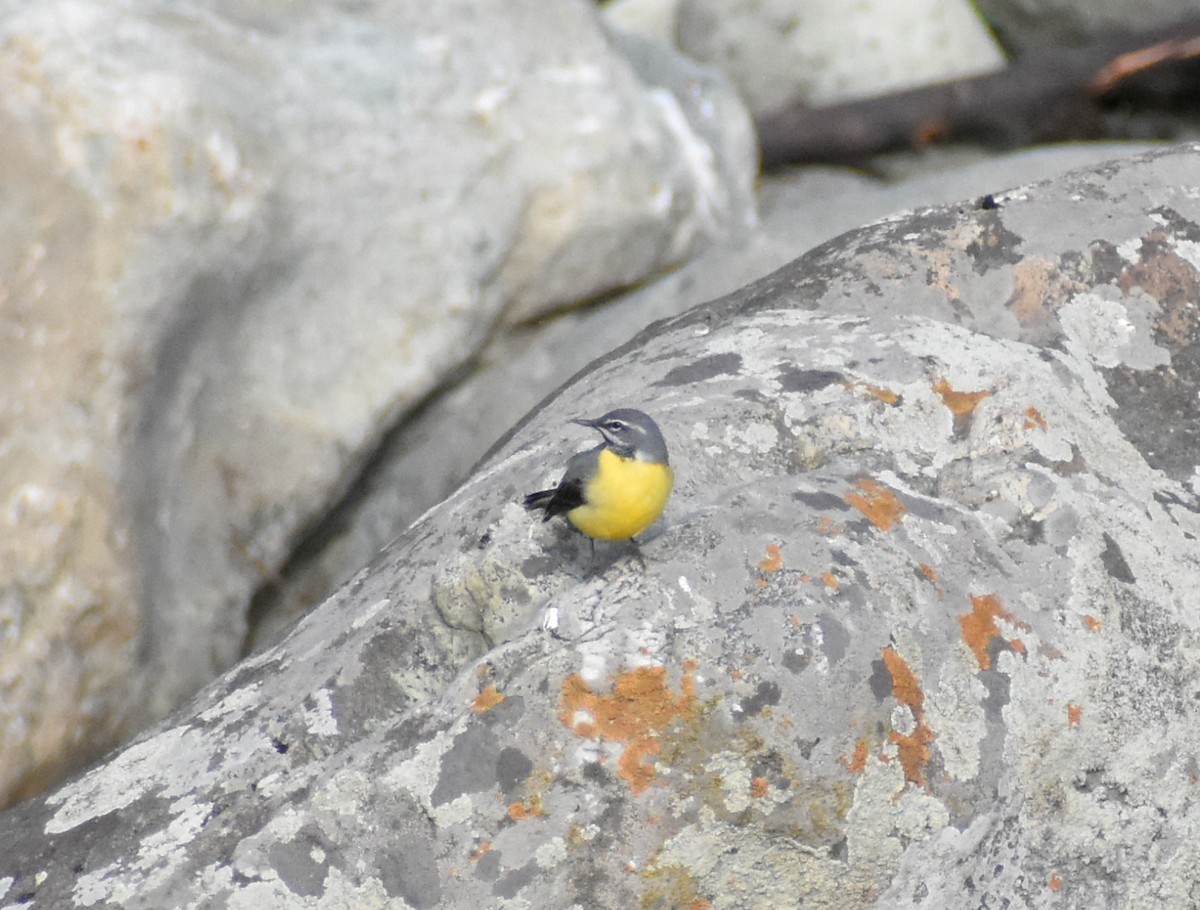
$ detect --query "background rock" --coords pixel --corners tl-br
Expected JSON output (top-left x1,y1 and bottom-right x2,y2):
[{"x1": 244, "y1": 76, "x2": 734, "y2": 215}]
[
  {"x1": 2, "y1": 146, "x2": 1198, "y2": 908},
  {"x1": 673, "y1": 0, "x2": 1005, "y2": 115},
  {"x1": 0, "y1": 0, "x2": 755, "y2": 806}
]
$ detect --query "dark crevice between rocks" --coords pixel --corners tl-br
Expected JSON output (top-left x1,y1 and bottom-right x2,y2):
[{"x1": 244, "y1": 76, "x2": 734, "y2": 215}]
[
  {"x1": 240, "y1": 350, "x2": 489, "y2": 658},
  {"x1": 507, "y1": 257, "x2": 690, "y2": 333}
]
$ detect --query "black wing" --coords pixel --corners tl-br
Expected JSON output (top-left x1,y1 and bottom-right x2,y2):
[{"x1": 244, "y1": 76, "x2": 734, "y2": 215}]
[
  {"x1": 522, "y1": 447, "x2": 598, "y2": 521},
  {"x1": 523, "y1": 478, "x2": 585, "y2": 521}
]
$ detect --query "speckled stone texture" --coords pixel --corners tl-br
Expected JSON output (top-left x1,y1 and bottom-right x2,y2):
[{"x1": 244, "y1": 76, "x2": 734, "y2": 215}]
[{"x1": 2, "y1": 146, "x2": 1199, "y2": 908}]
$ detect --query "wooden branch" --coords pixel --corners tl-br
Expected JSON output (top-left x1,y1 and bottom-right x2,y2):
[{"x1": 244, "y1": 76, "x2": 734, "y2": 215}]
[
  {"x1": 1089, "y1": 34, "x2": 1200, "y2": 93},
  {"x1": 756, "y1": 20, "x2": 1200, "y2": 169}
]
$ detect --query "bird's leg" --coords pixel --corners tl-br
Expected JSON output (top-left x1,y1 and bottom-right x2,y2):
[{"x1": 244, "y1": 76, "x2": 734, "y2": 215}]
[
  {"x1": 626, "y1": 536, "x2": 646, "y2": 570},
  {"x1": 583, "y1": 536, "x2": 597, "y2": 577}
]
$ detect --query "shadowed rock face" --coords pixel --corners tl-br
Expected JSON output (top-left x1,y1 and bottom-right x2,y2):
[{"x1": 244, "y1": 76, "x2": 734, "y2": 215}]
[{"x1": 3, "y1": 146, "x2": 1200, "y2": 908}]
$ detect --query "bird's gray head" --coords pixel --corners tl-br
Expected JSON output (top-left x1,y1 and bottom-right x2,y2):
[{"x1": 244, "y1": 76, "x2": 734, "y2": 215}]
[{"x1": 572, "y1": 408, "x2": 669, "y2": 464}]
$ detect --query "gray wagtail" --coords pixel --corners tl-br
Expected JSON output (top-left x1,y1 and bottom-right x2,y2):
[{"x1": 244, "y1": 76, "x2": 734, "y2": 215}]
[{"x1": 523, "y1": 408, "x2": 673, "y2": 542}]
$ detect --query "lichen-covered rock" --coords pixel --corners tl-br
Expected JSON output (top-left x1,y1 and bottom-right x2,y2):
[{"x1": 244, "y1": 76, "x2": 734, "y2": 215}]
[
  {"x1": 2, "y1": 146, "x2": 1200, "y2": 908},
  {"x1": 249, "y1": 142, "x2": 1160, "y2": 651},
  {"x1": 0, "y1": 0, "x2": 755, "y2": 805}
]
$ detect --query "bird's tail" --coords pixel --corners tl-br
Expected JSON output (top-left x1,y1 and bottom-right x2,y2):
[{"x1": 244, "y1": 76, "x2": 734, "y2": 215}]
[{"x1": 523, "y1": 489, "x2": 555, "y2": 511}]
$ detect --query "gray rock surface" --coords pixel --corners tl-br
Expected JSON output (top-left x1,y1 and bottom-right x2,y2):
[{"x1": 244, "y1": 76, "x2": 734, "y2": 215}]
[
  {"x1": 3, "y1": 145, "x2": 1199, "y2": 908},
  {"x1": 674, "y1": 0, "x2": 1005, "y2": 115},
  {"x1": 0, "y1": 0, "x2": 755, "y2": 806}
]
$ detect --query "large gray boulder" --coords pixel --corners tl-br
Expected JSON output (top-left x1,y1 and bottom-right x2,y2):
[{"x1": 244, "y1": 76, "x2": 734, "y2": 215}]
[
  {"x1": 0, "y1": 0, "x2": 754, "y2": 805},
  {"x1": 2, "y1": 146, "x2": 1198, "y2": 908}
]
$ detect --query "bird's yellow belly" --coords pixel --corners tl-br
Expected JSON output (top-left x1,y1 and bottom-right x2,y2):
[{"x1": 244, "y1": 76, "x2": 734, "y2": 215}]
[{"x1": 568, "y1": 450, "x2": 674, "y2": 541}]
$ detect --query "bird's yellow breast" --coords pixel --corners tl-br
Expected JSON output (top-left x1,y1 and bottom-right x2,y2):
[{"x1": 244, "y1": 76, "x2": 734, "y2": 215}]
[{"x1": 568, "y1": 448, "x2": 674, "y2": 541}]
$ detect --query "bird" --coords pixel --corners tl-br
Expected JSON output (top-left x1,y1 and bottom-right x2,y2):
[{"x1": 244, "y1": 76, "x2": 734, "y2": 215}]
[{"x1": 523, "y1": 408, "x2": 673, "y2": 543}]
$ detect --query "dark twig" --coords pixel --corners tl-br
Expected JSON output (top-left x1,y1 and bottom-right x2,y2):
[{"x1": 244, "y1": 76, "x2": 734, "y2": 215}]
[{"x1": 757, "y1": 20, "x2": 1200, "y2": 169}]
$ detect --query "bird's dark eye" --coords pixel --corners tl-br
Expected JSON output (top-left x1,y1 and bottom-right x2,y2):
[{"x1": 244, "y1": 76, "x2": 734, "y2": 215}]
[{"x1": 605, "y1": 420, "x2": 626, "y2": 431}]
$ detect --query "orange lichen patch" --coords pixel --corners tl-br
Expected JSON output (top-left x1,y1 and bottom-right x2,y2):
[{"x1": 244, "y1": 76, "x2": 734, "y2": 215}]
[
  {"x1": 469, "y1": 842, "x2": 493, "y2": 862},
  {"x1": 959, "y1": 594, "x2": 1019, "y2": 670},
  {"x1": 845, "y1": 478, "x2": 906, "y2": 531},
  {"x1": 1119, "y1": 235, "x2": 1200, "y2": 353},
  {"x1": 508, "y1": 796, "x2": 545, "y2": 820},
  {"x1": 882, "y1": 647, "x2": 936, "y2": 787},
  {"x1": 839, "y1": 737, "x2": 871, "y2": 774},
  {"x1": 822, "y1": 571, "x2": 839, "y2": 590},
  {"x1": 926, "y1": 246, "x2": 964, "y2": 305},
  {"x1": 620, "y1": 739, "x2": 663, "y2": 794},
  {"x1": 889, "y1": 721, "x2": 936, "y2": 788},
  {"x1": 558, "y1": 665, "x2": 699, "y2": 795},
  {"x1": 854, "y1": 382, "x2": 901, "y2": 405},
  {"x1": 1067, "y1": 703, "x2": 1083, "y2": 727},
  {"x1": 918, "y1": 563, "x2": 938, "y2": 582},
  {"x1": 1048, "y1": 873, "x2": 1063, "y2": 892},
  {"x1": 933, "y1": 378, "x2": 991, "y2": 418},
  {"x1": 750, "y1": 776, "x2": 769, "y2": 799},
  {"x1": 1009, "y1": 639, "x2": 1027, "y2": 656},
  {"x1": 884, "y1": 647, "x2": 923, "y2": 711},
  {"x1": 753, "y1": 578, "x2": 769, "y2": 589},
  {"x1": 815, "y1": 515, "x2": 842, "y2": 536},
  {"x1": 689, "y1": 900, "x2": 713, "y2": 910},
  {"x1": 758, "y1": 543, "x2": 784, "y2": 573},
  {"x1": 1024, "y1": 406, "x2": 1048, "y2": 431},
  {"x1": 472, "y1": 684, "x2": 506, "y2": 712},
  {"x1": 1008, "y1": 257, "x2": 1079, "y2": 327},
  {"x1": 1084, "y1": 614, "x2": 1104, "y2": 632}
]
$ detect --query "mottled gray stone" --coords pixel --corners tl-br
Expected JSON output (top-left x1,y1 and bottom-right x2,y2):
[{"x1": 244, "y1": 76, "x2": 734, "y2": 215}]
[{"x1": 2, "y1": 146, "x2": 1200, "y2": 909}]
